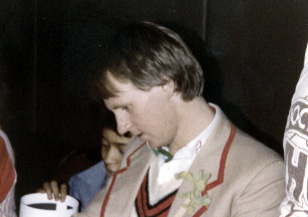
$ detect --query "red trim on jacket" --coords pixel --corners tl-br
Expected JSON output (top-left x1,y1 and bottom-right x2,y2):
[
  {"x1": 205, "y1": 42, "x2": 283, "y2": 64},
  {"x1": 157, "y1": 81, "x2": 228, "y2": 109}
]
[
  {"x1": 100, "y1": 122, "x2": 235, "y2": 217},
  {"x1": 100, "y1": 141, "x2": 147, "y2": 217},
  {"x1": 193, "y1": 123, "x2": 236, "y2": 217}
]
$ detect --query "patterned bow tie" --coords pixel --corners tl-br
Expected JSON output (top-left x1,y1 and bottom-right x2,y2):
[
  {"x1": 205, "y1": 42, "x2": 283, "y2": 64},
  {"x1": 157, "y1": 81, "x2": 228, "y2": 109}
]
[{"x1": 152, "y1": 148, "x2": 173, "y2": 163}]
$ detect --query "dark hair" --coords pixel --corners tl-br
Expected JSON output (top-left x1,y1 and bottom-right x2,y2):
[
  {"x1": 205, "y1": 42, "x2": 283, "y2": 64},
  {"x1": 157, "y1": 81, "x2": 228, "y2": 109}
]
[
  {"x1": 78, "y1": 102, "x2": 119, "y2": 163},
  {"x1": 100, "y1": 107, "x2": 117, "y2": 131},
  {"x1": 91, "y1": 21, "x2": 204, "y2": 101}
]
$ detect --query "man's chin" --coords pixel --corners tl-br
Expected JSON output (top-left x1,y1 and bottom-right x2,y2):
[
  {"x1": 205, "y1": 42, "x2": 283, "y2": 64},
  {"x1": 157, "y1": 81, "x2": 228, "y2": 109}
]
[
  {"x1": 147, "y1": 142, "x2": 164, "y2": 150},
  {"x1": 139, "y1": 133, "x2": 148, "y2": 142},
  {"x1": 139, "y1": 137, "x2": 166, "y2": 149}
]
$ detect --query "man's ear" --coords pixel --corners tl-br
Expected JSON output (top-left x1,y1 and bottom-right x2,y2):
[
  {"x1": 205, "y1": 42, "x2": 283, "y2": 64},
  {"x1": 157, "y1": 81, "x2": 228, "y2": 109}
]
[{"x1": 162, "y1": 80, "x2": 176, "y2": 97}]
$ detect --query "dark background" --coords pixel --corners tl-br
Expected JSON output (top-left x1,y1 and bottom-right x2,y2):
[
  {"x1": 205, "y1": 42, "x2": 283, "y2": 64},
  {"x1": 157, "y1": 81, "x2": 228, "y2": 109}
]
[{"x1": 0, "y1": 0, "x2": 307, "y2": 209}]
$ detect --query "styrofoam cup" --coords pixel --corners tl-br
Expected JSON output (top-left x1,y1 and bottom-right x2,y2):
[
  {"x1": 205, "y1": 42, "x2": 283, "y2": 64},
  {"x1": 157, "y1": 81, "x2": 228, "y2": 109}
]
[{"x1": 19, "y1": 193, "x2": 79, "y2": 217}]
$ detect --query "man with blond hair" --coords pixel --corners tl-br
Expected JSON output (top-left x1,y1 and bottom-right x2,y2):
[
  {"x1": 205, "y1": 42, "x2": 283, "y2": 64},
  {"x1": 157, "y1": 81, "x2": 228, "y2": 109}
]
[{"x1": 74, "y1": 22, "x2": 285, "y2": 217}]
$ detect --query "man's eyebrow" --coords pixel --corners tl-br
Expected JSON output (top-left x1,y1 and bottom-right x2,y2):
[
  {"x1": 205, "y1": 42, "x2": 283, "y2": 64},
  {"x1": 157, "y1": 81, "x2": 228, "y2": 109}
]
[
  {"x1": 111, "y1": 105, "x2": 122, "y2": 110},
  {"x1": 108, "y1": 102, "x2": 126, "y2": 110}
]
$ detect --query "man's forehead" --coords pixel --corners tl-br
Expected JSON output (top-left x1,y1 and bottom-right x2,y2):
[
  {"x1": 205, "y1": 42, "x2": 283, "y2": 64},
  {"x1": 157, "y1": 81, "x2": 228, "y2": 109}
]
[
  {"x1": 103, "y1": 73, "x2": 134, "y2": 109},
  {"x1": 100, "y1": 71, "x2": 128, "y2": 100},
  {"x1": 105, "y1": 71, "x2": 142, "y2": 93},
  {"x1": 106, "y1": 71, "x2": 131, "y2": 90}
]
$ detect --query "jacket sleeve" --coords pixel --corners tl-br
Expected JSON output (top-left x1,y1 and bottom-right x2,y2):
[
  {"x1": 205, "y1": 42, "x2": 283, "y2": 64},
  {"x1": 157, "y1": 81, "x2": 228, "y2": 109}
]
[
  {"x1": 0, "y1": 136, "x2": 15, "y2": 202},
  {"x1": 232, "y1": 160, "x2": 285, "y2": 217},
  {"x1": 71, "y1": 186, "x2": 108, "y2": 217}
]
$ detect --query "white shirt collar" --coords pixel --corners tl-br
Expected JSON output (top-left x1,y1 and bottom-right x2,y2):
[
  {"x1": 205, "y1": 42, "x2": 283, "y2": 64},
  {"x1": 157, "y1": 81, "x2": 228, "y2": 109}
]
[
  {"x1": 150, "y1": 103, "x2": 221, "y2": 184},
  {"x1": 154, "y1": 103, "x2": 220, "y2": 161}
]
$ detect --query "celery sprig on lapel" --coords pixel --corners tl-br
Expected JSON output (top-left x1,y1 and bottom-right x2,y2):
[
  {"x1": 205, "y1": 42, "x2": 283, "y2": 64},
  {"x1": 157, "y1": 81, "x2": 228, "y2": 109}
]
[{"x1": 175, "y1": 170, "x2": 211, "y2": 215}]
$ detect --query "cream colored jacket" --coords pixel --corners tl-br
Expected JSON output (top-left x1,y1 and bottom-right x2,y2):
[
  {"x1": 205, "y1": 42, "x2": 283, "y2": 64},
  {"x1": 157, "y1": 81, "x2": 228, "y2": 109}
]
[{"x1": 73, "y1": 110, "x2": 285, "y2": 217}]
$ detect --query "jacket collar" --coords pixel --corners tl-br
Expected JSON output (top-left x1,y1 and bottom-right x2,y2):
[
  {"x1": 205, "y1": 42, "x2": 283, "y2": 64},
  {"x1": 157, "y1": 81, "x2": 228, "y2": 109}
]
[
  {"x1": 169, "y1": 110, "x2": 235, "y2": 217},
  {"x1": 101, "y1": 138, "x2": 154, "y2": 216},
  {"x1": 101, "y1": 108, "x2": 235, "y2": 217}
]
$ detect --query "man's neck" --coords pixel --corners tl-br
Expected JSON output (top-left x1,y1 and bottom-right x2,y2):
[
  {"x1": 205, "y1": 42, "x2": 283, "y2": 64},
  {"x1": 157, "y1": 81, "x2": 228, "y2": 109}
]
[{"x1": 168, "y1": 97, "x2": 215, "y2": 156}]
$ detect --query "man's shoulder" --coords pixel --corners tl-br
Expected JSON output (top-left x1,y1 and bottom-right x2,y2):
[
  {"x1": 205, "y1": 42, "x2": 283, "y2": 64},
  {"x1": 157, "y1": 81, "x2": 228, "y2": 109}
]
[
  {"x1": 227, "y1": 128, "x2": 284, "y2": 177},
  {"x1": 233, "y1": 128, "x2": 282, "y2": 160}
]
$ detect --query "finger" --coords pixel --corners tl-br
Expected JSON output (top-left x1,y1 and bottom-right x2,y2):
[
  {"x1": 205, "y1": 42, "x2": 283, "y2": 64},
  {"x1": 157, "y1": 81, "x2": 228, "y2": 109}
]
[
  {"x1": 60, "y1": 183, "x2": 68, "y2": 202},
  {"x1": 50, "y1": 180, "x2": 60, "y2": 201},
  {"x1": 43, "y1": 182, "x2": 53, "y2": 200}
]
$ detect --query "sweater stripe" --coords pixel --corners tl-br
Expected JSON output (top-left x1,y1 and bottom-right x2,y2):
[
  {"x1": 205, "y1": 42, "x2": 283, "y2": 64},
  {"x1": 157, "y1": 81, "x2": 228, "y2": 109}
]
[{"x1": 135, "y1": 170, "x2": 177, "y2": 217}]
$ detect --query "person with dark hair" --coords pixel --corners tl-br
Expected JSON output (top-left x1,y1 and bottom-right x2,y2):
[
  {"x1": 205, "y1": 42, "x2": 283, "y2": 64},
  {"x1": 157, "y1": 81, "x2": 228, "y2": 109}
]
[
  {"x1": 0, "y1": 53, "x2": 17, "y2": 217},
  {"x1": 67, "y1": 112, "x2": 130, "y2": 211},
  {"x1": 37, "y1": 109, "x2": 131, "y2": 211},
  {"x1": 74, "y1": 22, "x2": 285, "y2": 217},
  {"x1": 280, "y1": 43, "x2": 308, "y2": 217}
]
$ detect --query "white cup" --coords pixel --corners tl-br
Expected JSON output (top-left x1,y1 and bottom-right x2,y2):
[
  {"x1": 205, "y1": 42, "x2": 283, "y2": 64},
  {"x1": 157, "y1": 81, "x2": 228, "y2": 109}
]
[{"x1": 19, "y1": 193, "x2": 79, "y2": 217}]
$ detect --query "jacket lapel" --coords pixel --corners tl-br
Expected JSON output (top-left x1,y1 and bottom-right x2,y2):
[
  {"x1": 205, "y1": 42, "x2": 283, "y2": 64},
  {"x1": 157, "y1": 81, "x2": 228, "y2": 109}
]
[
  {"x1": 101, "y1": 138, "x2": 155, "y2": 217},
  {"x1": 168, "y1": 111, "x2": 235, "y2": 217}
]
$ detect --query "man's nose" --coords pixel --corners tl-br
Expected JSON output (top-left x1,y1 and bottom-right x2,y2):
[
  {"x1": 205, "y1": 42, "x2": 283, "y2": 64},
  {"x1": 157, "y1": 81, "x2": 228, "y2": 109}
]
[{"x1": 115, "y1": 114, "x2": 131, "y2": 136}]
